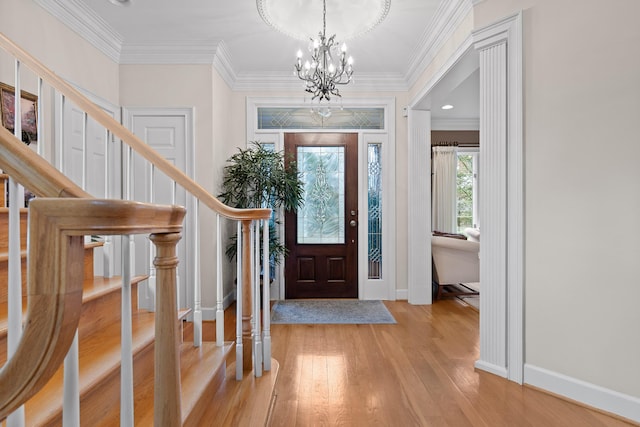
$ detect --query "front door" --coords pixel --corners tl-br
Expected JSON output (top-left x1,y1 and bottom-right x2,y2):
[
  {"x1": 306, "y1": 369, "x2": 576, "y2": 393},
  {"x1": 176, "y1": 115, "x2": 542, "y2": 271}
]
[{"x1": 284, "y1": 133, "x2": 358, "y2": 298}]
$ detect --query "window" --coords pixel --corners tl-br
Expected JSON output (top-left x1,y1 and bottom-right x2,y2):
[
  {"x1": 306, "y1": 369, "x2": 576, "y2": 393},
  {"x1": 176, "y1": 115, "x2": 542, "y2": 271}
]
[
  {"x1": 456, "y1": 150, "x2": 479, "y2": 233},
  {"x1": 257, "y1": 107, "x2": 384, "y2": 130}
]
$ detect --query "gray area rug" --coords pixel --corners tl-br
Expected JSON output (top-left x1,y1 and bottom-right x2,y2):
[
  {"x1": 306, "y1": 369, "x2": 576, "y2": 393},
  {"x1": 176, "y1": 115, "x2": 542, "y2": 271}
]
[{"x1": 271, "y1": 299, "x2": 397, "y2": 324}]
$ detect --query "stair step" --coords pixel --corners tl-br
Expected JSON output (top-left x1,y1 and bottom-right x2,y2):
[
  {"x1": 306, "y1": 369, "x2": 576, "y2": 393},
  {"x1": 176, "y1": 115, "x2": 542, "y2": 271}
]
[
  {"x1": 120, "y1": 341, "x2": 234, "y2": 426},
  {"x1": 24, "y1": 310, "x2": 157, "y2": 425},
  {"x1": 188, "y1": 359, "x2": 280, "y2": 427},
  {"x1": 0, "y1": 239, "x2": 103, "y2": 304},
  {"x1": 0, "y1": 275, "x2": 148, "y2": 345}
]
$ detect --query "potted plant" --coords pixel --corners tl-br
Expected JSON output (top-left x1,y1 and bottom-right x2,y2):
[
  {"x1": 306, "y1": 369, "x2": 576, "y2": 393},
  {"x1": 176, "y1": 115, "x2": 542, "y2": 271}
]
[{"x1": 219, "y1": 142, "x2": 304, "y2": 273}]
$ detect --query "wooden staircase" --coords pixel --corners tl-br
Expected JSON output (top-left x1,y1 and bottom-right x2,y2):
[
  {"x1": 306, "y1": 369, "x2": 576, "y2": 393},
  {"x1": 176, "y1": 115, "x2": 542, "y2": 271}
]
[
  {"x1": 0, "y1": 33, "x2": 277, "y2": 425},
  {"x1": 0, "y1": 207, "x2": 248, "y2": 425}
]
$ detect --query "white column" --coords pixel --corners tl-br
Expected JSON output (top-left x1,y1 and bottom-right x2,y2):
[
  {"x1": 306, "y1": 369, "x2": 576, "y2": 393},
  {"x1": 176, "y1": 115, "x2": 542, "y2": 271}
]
[
  {"x1": 407, "y1": 109, "x2": 432, "y2": 305},
  {"x1": 473, "y1": 12, "x2": 524, "y2": 383},
  {"x1": 475, "y1": 37, "x2": 508, "y2": 378}
]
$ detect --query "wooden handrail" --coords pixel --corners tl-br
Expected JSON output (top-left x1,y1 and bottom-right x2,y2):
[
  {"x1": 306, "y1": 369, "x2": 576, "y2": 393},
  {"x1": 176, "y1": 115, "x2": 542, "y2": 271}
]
[
  {"x1": 0, "y1": 32, "x2": 270, "y2": 221},
  {"x1": 0, "y1": 126, "x2": 89, "y2": 198},
  {"x1": 0, "y1": 198, "x2": 185, "y2": 419}
]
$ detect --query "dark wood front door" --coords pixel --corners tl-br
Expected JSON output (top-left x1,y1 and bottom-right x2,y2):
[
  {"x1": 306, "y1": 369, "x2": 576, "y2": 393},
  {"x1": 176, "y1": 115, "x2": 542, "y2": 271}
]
[{"x1": 284, "y1": 133, "x2": 358, "y2": 299}]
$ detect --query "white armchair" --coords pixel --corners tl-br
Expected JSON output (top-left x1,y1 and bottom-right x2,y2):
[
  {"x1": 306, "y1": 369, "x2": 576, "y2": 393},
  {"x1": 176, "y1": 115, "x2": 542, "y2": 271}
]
[{"x1": 431, "y1": 235, "x2": 479, "y2": 300}]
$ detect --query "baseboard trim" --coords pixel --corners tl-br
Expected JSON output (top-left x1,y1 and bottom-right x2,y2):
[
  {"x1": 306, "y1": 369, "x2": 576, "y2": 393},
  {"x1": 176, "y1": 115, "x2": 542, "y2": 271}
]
[
  {"x1": 524, "y1": 364, "x2": 640, "y2": 424},
  {"x1": 201, "y1": 290, "x2": 237, "y2": 321},
  {"x1": 474, "y1": 360, "x2": 508, "y2": 378},
  {"x1": 396, "y1": 289, "x2": 408, "y2": 300}
]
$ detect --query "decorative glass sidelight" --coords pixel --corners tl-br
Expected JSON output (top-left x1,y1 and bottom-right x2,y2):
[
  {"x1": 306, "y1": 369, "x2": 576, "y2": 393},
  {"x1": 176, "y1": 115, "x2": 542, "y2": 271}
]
[
  {"x1": 297, "y1": 146, "x2": 345, "y2": 244},
  {"x1": 368, "y1": 143, "x2": 382, "y2": 279}
]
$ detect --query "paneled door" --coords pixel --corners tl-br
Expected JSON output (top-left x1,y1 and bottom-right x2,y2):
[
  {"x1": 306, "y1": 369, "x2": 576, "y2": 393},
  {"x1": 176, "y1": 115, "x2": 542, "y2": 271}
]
[
  {"x1": 284, "y1": 133, "x2": 358, "y2": 298},
  {"x1": 125, "y1": 109, "x2": 191, "y2": 311}
]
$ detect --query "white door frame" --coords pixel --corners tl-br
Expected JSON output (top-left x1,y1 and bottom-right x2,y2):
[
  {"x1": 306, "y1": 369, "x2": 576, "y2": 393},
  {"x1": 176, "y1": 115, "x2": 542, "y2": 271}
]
[
  {"x1": 408, "y1": 12, "x2": 524, "y2": 383},
  {"x1": 246, "y1": 97, "x2": 396, "y2": 301}
]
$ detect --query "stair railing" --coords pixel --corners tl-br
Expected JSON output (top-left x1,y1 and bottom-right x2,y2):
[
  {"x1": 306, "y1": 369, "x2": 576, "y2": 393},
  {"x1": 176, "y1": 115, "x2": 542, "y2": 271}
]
[
  {"x1": 0, "y1": 31, "x2": 272, "y2": 425},
  {"x1": 0, "y1": 125, "x2": 186, "y2": 426}
]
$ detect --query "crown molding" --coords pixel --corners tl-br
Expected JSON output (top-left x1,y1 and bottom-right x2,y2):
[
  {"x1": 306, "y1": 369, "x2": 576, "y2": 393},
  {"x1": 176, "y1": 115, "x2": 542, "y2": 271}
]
[
  {"x1": 405, "y1": 0, "x2": 473, "y2": 88},
  {"x1": 34, "y1": 0, "x2": 469, "y2": 93},
  {"x1": 34, "y1": 0, "x2": 123, "y2": 63},
  {"x1": 212, "y1": 41, "x2": 237, "y2": 89},
  {"x1": 120, "y1": 40, "x2": 220, "y2": 65}
]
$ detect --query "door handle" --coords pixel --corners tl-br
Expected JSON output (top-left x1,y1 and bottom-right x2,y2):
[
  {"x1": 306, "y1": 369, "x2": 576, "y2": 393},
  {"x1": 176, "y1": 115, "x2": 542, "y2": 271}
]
[{"x1": 349, "y1": 220, "x2": 357, "y2": 227}]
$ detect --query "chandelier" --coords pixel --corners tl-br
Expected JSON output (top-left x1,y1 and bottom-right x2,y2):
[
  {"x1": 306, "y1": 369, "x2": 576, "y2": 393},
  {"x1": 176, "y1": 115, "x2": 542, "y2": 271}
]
[{"x1": 294, "y1": 0, "x2": 354, "y2": 101}]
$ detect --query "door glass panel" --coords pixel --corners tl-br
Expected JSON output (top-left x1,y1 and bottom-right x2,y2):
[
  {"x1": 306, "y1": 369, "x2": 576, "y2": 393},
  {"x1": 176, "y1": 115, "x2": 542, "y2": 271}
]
[
  {"x1": 297, "y1": 146, "x2": 345, "y2": 244},
  {"x1": 368, "y1": 143, "x2": 382, "y2": 279}
]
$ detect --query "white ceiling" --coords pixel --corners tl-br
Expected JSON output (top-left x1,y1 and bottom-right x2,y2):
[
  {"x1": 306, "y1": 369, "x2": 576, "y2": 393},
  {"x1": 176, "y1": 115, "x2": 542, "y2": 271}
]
[{"x1": 36, "y1": 0, "x2": 478, "y2": 121}]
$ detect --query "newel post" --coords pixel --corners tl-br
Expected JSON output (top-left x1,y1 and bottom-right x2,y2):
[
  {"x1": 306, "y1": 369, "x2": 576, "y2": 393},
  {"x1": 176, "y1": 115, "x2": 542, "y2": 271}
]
[
  {"x1": 150, "y1": 232, "x2": 182, "y2": 427},
  {"x1": 241, "y1": 220, "x2": 253, "y2": 373}
]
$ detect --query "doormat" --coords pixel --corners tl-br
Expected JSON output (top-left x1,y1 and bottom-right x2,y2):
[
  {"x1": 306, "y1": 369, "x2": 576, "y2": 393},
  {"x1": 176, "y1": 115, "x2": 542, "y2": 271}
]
[{"x1": 271, "y1": 299, "x2": 397, "y2": 324}]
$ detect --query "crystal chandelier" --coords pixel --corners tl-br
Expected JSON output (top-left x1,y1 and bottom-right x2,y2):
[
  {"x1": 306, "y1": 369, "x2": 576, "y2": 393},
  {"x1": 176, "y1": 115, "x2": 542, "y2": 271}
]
[{"x1": 294, "y1": 0, "x2": 354, "y2": 101}]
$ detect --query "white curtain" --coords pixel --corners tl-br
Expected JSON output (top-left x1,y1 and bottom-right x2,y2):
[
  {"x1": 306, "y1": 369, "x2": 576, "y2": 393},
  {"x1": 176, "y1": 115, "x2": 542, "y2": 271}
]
[{"x1": 432, "y1": 146, "x2": 457, "y2": 233}]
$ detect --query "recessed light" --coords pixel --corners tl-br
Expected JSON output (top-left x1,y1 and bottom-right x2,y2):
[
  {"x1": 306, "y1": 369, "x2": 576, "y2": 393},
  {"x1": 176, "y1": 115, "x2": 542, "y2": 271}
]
[
  {"x1": 109, "y1": 0, "x2": 132, "y2": 6},
  {"x1": 441, "y1": 104, "x2": 454, "y2": 110}
]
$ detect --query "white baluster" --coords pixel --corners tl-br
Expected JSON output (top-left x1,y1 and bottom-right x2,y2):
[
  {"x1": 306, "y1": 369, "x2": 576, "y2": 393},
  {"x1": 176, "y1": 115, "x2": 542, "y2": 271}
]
[
  {"x1": 236, "y1": 222, "x2": 243, "y2": 380},
  {"x1": 147, "y1": 164, "x2": 157, "y2": 311},
  {"x1": 262, "y1": 218, "x2": 271, "y2": 371},
  {"x1": 7, "y1": 61, "x2": 25, "y2": 427},
  {"x1": 63, "y1": 332, "x2": 80, "y2": 427},
  {"x1": 36, "y1": 78, "x2": 44, "y2": 157},
  {"x1": 120, "y1": 235, "x2": 134, "y2": 426},
  {"x1": 253, "y1": 221, "x2": 262, "y2": 377},
  {"x1": 193, "y1": 201, "x2": 202, "y2": 347},
  {"x1": 102, "y1": 128, "x2": 113, "y2": 278},
  {"x1": 57, "y1": 93, "x2": 65, "y2": 172},
  {"x1": 81, "y1": 112, "x2": 87, "y2": 190},
  {"x1": 215, "y1": 213, "x2": 224, "y2": 347}
]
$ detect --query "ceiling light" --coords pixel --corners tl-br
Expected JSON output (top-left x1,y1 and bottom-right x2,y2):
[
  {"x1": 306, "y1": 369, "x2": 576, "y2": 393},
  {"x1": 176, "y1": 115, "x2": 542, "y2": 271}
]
[
  {"x1": 108, "y1": 0, "x2": 132, "y2": 6},
  {"x1": 441, "y1": 104, "x2": 454, "y2": 110},
  {"x1": 294, "y1": 0, "x2": 354, "y2": 101}
]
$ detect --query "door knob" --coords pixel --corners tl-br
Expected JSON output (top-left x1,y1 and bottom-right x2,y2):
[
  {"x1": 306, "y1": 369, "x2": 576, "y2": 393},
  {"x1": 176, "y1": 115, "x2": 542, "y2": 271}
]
[{"x1": 349, "y1": 220, "x2": 357, "y2": 227}]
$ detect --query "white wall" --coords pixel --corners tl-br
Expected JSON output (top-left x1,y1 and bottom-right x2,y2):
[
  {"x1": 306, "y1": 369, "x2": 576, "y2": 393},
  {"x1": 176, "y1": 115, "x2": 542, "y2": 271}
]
[
  {"x1": 232, "y1": 89, "x2": 410, "y2": 297},
  {"x1": 475, "y1": 0, "x2": 640, "y2": 400},
  {"x1": 119, "y1": 64, "x2": 220, "y2": 309},
  {"x1": 1, "y1": 0, "x2": 119, "y2": 105}
]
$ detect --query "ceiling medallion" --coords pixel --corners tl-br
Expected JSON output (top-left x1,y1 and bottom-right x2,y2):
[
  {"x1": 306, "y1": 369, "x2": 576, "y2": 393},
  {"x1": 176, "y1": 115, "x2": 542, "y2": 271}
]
[{"x1": 257, "y1": 0, "x2": 391, "y2": 42}]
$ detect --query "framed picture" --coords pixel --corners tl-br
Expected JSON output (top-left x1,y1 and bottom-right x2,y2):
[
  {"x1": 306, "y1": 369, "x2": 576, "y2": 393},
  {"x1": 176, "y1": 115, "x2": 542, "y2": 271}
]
[{"x1": 0, "y1": 82, "x2": 38, "y2": 144}]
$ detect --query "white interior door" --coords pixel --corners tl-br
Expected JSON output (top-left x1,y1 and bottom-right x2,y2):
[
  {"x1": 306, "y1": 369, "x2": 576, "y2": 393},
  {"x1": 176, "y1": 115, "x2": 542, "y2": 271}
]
[
  {"x1": 58, "y1": 93, "x2": 121, "y2": 278},
  {"x1": 124, "y1": 108, "x2": 194, "y2": 312}
]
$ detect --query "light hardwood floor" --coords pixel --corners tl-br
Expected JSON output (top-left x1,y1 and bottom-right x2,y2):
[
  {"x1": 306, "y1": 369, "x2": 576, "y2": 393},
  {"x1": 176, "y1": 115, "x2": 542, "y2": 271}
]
[{"x1": 263, "y1": 299, "x2": 635, "y2": 427}]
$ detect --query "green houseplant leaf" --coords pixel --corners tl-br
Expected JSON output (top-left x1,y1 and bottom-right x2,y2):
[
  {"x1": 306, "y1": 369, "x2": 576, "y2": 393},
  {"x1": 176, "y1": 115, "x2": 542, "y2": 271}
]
[{"x1": 219, "y1": 142, "x2": 303, "y2": 266}]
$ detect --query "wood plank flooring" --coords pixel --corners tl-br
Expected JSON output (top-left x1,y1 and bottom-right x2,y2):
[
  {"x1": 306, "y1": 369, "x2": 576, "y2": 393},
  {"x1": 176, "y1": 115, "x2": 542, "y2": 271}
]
[{"x1": 263, "y1": 299, "x2": 636, "y2": 427}]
